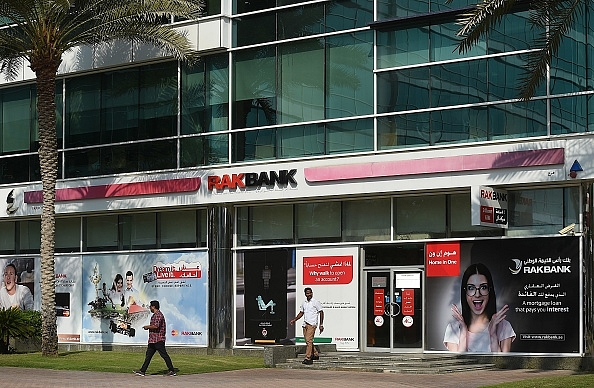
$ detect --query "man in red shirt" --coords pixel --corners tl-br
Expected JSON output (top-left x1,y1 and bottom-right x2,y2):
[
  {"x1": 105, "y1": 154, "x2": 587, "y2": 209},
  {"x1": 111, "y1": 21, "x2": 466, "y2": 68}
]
[{"x1": 134, "y1": 300, "x2": 176, "y2": 376}]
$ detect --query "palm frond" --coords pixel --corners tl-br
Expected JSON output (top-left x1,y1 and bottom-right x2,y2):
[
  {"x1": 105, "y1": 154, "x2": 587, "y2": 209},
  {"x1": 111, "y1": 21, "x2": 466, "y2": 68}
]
[
  {"x1": 456, "y1": 0, "x2": 518, "y2": 53},
  {"x1": 518, "y1": 0, "x2": 584, "y2": 100}
]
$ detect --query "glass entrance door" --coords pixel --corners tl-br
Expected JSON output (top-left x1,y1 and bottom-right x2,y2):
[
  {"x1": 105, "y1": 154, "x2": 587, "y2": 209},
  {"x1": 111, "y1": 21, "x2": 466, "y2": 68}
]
[{"x1": 365, "y1": 269, "x2": 423, "y2": 352}]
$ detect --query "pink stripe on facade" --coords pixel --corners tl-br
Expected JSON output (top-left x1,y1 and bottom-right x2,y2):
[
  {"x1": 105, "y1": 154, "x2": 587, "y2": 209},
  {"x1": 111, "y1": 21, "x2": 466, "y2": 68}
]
[
  {"x1": 304, "y1": 148, "x2": 564, "y2": 182},
  {"x1": 24, "y1": 177, "x2": 201, "y2": 204}
]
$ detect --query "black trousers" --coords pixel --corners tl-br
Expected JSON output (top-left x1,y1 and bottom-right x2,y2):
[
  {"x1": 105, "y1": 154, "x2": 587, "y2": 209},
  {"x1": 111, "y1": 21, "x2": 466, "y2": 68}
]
[{"x1": 140, "y1": 341, "x2": 174, "y2": 372}]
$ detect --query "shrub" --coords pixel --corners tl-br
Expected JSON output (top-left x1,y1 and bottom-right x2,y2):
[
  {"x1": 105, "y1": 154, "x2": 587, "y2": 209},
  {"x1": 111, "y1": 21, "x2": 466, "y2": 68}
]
[{"x1": 0, "y1": 308, "x2": 40, "y2": 354}]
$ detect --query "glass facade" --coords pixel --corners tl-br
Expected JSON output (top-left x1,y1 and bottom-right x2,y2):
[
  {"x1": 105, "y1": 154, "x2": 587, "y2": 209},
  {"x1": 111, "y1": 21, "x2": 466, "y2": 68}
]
[
  {"x1": 237, "y1": 189, "x2": 580, "y2": 246},
  {"x1": 0, "y1": 0, "x2": 590, "y2": 354},
  {"x1": 0, "y1": 2, "x2": 588, "y2": 181},
  {"x1": 0, "y1": 1, "x2": 586, "y2": 245},
  {"x1": 1, "y1": 210, "x2": 207, "y2": 254}
]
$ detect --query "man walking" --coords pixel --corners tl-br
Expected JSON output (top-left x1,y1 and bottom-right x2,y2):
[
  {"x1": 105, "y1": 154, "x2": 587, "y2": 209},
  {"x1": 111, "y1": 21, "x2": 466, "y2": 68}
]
[
  {"x1": 290, "y1": 287, "x2": 324, "y2": 365},
  {"x1": 134, "y1": 300, "x2": 176, "y2": 376}
]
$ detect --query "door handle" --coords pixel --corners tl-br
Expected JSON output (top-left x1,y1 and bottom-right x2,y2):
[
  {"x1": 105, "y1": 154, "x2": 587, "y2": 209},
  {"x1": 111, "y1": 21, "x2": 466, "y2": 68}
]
[{"x1": 389, "y1": 302, "x2": 401, "y2": 318}]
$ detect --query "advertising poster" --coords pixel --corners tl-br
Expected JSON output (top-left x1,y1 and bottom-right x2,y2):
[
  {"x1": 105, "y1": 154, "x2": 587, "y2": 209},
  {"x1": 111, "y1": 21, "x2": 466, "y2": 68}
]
[
  {"x1": 296, "y1": 247, "x2": 359, "y2": 350},
  {"x1": 0, "y1": 257, "x2": 40, "y2": 311},
  {"x1": 243, "y1": 249, "x2": 288, "y2": 343},
  {"x1": 56, "y1": 256, "x2": 83, "y2": 343},
  {"x1": 82, "y1": 251, "x2": 208, "y2": 345},
  {"x1": 425, "y1": 237, "x2": 580, "y2": 353}
]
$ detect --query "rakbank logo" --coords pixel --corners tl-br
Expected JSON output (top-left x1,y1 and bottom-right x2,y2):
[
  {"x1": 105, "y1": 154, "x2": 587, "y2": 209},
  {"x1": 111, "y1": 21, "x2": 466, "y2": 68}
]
[{"x1": 207, "y1": 169, "x2": 297, "y2": 191}]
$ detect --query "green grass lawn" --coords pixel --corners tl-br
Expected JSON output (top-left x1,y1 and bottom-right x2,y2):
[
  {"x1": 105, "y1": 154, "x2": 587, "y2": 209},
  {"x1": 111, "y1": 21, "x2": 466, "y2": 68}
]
[
  {"x1": 2, "y1": 351, "x2": 594, "y2": 387},
  {"x1": 481, "y1": 373, "x2": 594, "y2": 388},
  {"x1": 0, "y1": 351, "x2": 265, "y2": 375}
]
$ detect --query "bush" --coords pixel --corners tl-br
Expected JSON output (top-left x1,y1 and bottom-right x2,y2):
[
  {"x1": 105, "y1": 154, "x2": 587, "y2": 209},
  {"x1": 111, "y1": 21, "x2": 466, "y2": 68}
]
[{"x1": 0, "y1": 308, "x2": 40, "y2": 354}]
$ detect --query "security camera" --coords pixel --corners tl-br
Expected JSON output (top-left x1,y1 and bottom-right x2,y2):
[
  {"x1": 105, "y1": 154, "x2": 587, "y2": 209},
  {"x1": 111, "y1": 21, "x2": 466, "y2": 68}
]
[{"x1": 558, "y1": 223, "x2": 576, "y2": 235}]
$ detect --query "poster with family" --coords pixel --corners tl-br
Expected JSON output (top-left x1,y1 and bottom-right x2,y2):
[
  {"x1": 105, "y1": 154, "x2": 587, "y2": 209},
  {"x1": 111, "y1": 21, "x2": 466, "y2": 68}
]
[
  {"x1": 81, "y1": 251, "x2": 208, "y2": 345},
  {"x1": 425, "y1": 237, "x2": 580, "y2": 354}
]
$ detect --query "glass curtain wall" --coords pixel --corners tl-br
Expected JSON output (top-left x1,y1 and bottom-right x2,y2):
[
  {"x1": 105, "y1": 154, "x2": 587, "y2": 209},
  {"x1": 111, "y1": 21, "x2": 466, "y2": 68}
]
[
  {"x1": 0, "y1": 1, "x2": 591, "y2": 183},
  {"x1": 237, "y1": 188, "x2": 580, "y2": 246}
]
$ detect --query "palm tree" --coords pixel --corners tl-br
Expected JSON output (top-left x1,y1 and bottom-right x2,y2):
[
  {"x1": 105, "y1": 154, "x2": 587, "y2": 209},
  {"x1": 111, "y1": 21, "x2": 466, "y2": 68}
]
[
  {"x1": 0, "y1": 0, "x2": 202, "y2": 356},
  {"x1": 452, "y1": 0, "x2": 585, "y2": 100}
]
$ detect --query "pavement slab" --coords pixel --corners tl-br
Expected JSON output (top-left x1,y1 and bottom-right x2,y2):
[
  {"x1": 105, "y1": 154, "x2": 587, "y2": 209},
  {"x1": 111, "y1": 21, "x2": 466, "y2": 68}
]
[{"x1": 0, "y1": 366, "x2": 576, "y2": 388}]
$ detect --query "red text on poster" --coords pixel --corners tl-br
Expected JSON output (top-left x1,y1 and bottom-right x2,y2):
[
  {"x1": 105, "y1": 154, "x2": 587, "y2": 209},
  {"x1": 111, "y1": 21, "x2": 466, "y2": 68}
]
[
  {"x1": 374, "y1": 289, "x2": 385, "y2": 316},
  {"x1": 402, "y1": 289, "x2": 414, "y2": 315},
  {"x1": 302, "y1": 256, "x2": 353, "y2": 285},
  {"x1": 426, "y1": 242, "x2": 460, "y2": 277}
]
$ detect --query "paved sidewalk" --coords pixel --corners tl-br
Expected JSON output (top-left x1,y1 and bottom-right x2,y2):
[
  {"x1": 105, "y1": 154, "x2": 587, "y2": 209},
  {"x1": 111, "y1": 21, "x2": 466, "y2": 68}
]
[{"x1": 0, "y1": 366, "x2": 576, "y2": 388}]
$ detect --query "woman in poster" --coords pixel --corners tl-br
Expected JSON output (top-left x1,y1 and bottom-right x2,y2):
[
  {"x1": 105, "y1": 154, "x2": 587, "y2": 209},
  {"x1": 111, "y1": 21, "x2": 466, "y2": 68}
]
[
  {"x1": 109, "y1": 273, "x2": 125, "y2": 308},
  {"x1": 444, "y1": 263, "x2": 515, "y2": 352}
]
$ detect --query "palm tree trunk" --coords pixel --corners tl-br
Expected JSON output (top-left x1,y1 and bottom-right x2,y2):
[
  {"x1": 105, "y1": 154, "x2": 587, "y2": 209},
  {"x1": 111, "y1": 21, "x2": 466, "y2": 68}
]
[{"x1": 33, "y1": 61, "x2": 60, "y2": 357}]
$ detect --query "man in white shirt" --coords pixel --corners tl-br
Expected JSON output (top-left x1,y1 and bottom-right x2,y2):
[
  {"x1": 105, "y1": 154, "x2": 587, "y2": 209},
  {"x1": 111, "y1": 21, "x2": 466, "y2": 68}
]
[
  {"x1": 124, "y1": 271, "x2": 143, "y2": 307},
  {"x1": 0, "y1": 263, "x2": 34, "y2": 310},
  {"x1": 290, "y1": 287, "x2": 324, "y2": 365}
]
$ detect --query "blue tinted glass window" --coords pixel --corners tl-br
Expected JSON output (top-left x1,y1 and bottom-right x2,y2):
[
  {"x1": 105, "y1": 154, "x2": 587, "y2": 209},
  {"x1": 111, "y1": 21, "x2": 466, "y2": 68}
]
[
  {"x1": 278, "y1": 124, "x2": 325, "y2": 158},
  {"x1": 431, "y1": 107, "x2": 488, "y2": 145},
  {"x1": 378, "y1": 112, "x2": 431, "y2": 150},
  {"x1": 325, "y1": 0, "x2": 373, "y2": 32},
  {"x1": 234, "y1": 13, "x2": 275, "y2": 47},
  {"x1": 430, "y1": 0, "x2": 473, "y2": 12},
  {"x1": 551, "y1": 6, "x2": 587, "y2": 94},
  {"x1": 377, "y1": 0, "x2": 429, "y2": 19},
  {"x1": 431, "y1": 23, "x2": 485, "y2": 61},
  {"x1": 1, "y1": 86, "x2": 34, "y2": 154},
  {"x1": 101, "y1": 68, "x2": 139, "y2": 143},
  {"x1": 138, "y1": 62, "x2": 177, "y2": 140},
  {"x1": 326, "y1": 31, "x2": 374, "y2": 118},
  {"x1": 279, "y1": 39, "x2": 325, "y2": 124},
  {"x1": 488, "y1": 11, "x2": 541, "y2": 53},
  {"x1": 377, "y1": 68, "x2": 430, "y2": 113},
  {"x1": 232, "y1": 129, "x2": 276, "y2": 162},
  {"x1": 181, "y1": 55, "x2": 229, "y2": 134},
  {"x1": 234, "y1": 0, "x2": 275, "y2": 14},
  {"x1": 278, "y1": 4, "x2": 324, "y2": 40},
  {"x1": 181, "y1": 134, "x2": 229, "y2": 167},
  {"x1": 488, "y1": 55, "x2": 546, "y2": 100},
  {"x1": 430, "y1": 60, "x2": 487, "y2": 106},
  {"x1": 327, "y1": 118, "x2": 373, "y2": 154},
  {"x1": 489, "y1": 101, "x2": 547, "y2": 139},
  {"x1": 65, "y1": 74, "x2": 101, "y2": 147},
  {"x1": 377, "y1": 28, "x2": 429, "y2": 68},
  {"x1": 551, "y1": 95, "x2": 588, "y2": 135},
  {"x1": 233, "y1": 47, "x2": 277, "y2": 129}
]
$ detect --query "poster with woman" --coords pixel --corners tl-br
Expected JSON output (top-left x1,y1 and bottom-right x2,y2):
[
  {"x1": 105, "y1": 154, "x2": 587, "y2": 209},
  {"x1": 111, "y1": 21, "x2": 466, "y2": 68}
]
[
  {"x1": 82, "y1": 251, "x2": 208, "y2": 345},
  {"x1": 425, "y1": 237, "x2": 580, "y2": 354}
]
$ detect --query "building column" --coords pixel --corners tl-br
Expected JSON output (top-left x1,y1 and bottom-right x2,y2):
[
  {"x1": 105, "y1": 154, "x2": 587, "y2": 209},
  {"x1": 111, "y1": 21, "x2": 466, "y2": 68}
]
[{"x1": 208, "y1": 205, "x2": 233, "y2": 349}]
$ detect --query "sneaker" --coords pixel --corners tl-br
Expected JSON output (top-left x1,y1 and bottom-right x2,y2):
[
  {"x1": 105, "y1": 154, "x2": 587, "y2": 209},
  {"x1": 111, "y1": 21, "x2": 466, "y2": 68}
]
[
  {"x1": 164, "y1": 370, "x2": 177, "y2": 376},
  {"x1": 312, "y1": 355, "x2": 320, "y2": 360},
  {"x1": 133, "y1": 370, "x2": 145, "y2": 376},
  {"x1": 302, "y1": 358, "x2": 313, "y2": 365}
]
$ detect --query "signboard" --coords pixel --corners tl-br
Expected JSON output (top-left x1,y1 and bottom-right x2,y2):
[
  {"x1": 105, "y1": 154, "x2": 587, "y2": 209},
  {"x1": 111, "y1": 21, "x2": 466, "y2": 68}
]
[
  {"x1": 425, "y1": 237, "x2": 581, "y2": 354},
  {"x1": 426, "y1": 242, "x2": 460, "y2": 277},
  {"x1": 296, "y1": 247, "x2": 359, "y2": 350},
  {"x1": 81, "y1": 251, "x2": 208, "y2": 345},
  {"x1": 243, "y1": 250, "x2": 288, "y2": 343},
  {"x1": 472, "y1": 186, "x2": 508, "y2": 228},
  {"x1": 56, "y1": 256, "x2": 82, "y2": 343},
  {"x1": 374, "y1": 289, "x2": 385, "y2": 316}
]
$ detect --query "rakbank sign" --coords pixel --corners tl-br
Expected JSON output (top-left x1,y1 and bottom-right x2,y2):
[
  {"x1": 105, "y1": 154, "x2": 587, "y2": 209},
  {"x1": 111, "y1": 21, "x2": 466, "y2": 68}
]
[{"x1": 207, "y1": 169, "x2": 297, "y2": 191}]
